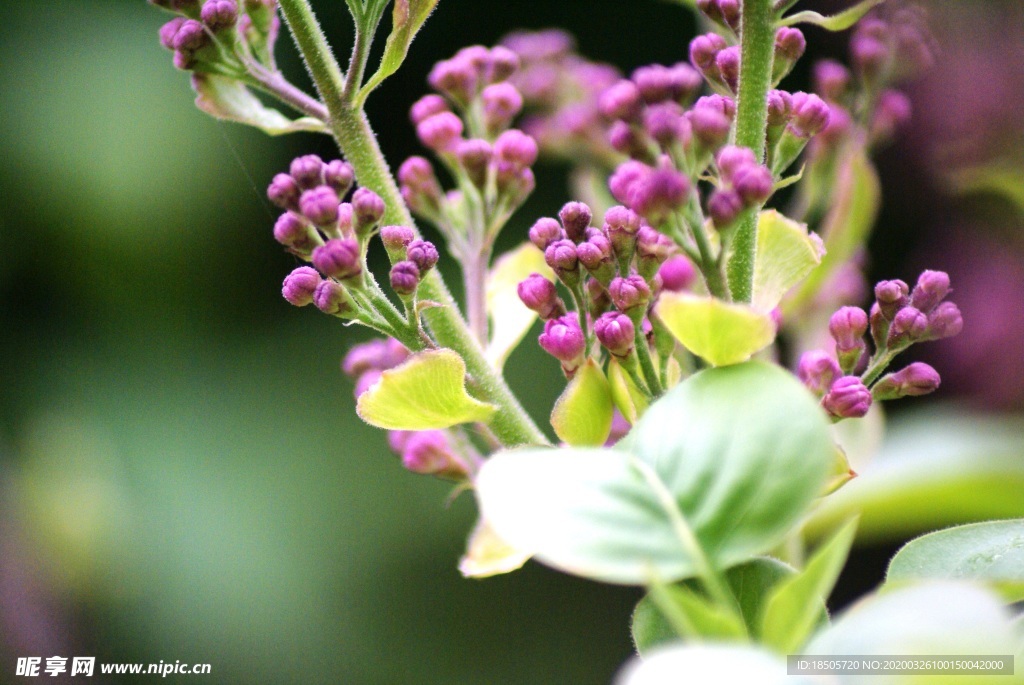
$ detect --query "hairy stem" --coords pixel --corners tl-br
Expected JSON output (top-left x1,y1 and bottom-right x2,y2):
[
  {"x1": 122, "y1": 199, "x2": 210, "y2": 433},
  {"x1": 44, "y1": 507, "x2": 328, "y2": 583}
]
[
  {"x1": 727, "y1": 0, "x2": 775, "y2": 302},
  {"x1": 245, "y1": 65, "x2": 329, "y2": 120}
]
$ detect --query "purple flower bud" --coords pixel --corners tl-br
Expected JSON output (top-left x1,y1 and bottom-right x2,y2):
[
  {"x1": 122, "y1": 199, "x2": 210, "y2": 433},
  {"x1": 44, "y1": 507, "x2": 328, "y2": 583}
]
[
  {"x1": 289, "y1": 154, "x2": 324, "y2": 189},
  {"x1": 539, "y1": 315, "x2": 587, "y2": 372},
  {"x1": 766, "y1": 89, "x2": 794, "y2": 127},
  {"x1": 398, "y1": 156, "x2": 442, "y2": 214},
  {"x1": 486, "y1": 45, "x2": 520, "y2": 83},
  {"x1": 798, "y1": 350, "x2": 842, "y2": 397},
  {"x1": 636, "y1": 225, "x2": 674, "y2": 263},
  {"x1": 200, "y1": 0, "x2": 238, "y2": 32},
  {"x1": 822, "y1": 376, "x2": 872, "y2": 419},
  {"x1": 599, "y1": 80, "x2": 643, "y2": 121},
  {"x1": 608, "y1": 160, "x2": 648, "y2": 207},
  {"x1": 173, "y1": 50, "x2": 197, "y2": 71},
  {"x1": 643, "y1": 102, "x2": 689, "y2": 147},
  {"x1": 595, "y1": 311, "x2": 636, "y2": 358},
  {"x1": 925, "y1": 301, "x2": 963, "y2": 341},
  {"x1": 529, "y1": 217, "x2": 565, "y2": 251},
  {"x1": 609, "y1": 274, "x2": 651, "y2": 313},
  {"x1": 873, "y1": 362, "x2": 941, "y2": 401},
  {"x1": 545, "y1": 239, "x2": 580, "y2": 280},
  {"x1": 171, "y1": 19, "x2": 208, "y2": 51},
  {"x1": 493, "y1": 129, "x2": 538, "y2": 169},
  {"x1": 910, "y1": 270, "x2": 950, "y2": 313},
  {"x1": 688, "y1": 95, "x2": 735, "y2": 149},
  {"x1": 323, "y1": 160, "x2": 354, "y2": 197},
  {"x1": 789, "y1": 92, "x2": 831, "y2": 138},
  {"x1": 481, "y1": 83, "x2": 523, "y2": 134},
  {"x1": 689, "y1": 33, "x2": 727, "y2": 72},
  {"x1": 559, "y1": 201, "x2": 593, "y2": 243},
  {"x1": 658, "y1": 255, "x2": 696, "y2": 292},
  {"x1": 813, "y1": 60, "x2": 850, "y2": 102},
  {"x1": 629, "y1": 161, "x2": 690, "y2": 224},
  {"x1": 716, "y1": 145, "x2": 757, "y2": 177},
  {"x1": 851, "y1": 34, "x2": 891, "y2": 82},
  {"x1": 632, "y1": 63, "x2": 701, "y2": 105},
  {"x1": 707, "y1": 189, "x2": 744, "y2": 227},
  {"x1": 576, "y1": 233, "x2": 615, "y2": 277},
  {"x1": 732, "y1": 164, "x2": 773, "y2": 205},
  {"x1": 281, "y1": 266, "x2": 321, "y2": 307},
  {"x1": 352, "y1": 187, "x2": 385, "y2": 232},
  {"x1": 697, "y1": 0, "x2": 740, "y2": 29},
  {"x1": 390, "y1": 261, "x2": 421, "y2": 297},
  {"x1": 428, "y1": 58, "x2": 478, "y2": 105},
  {"x1": 313, "y1": 280, "x2": 354, "y2": 316},
  {"x1": 417, "y1": 112, "x2": 464, "y2": 153},
  {"x1": 400, "y1": 430, "x2": 468, "y2": 480},
  {"x1": 312, "y1": 238, "x2": 361, "y2": 280},
  {"x1": 299, "y1": 185, "x2": 340, "y2": 226},
  {"x1": 267, "y1": 173, "x2": 300, "y2": 211},
  {"x1": 272, "y1": 212, "x2": 314, "y2": 251},
  {"x1": 456, "y1": 138, "x2": 492, "y2": 188},
  {"x1": 355, "y1": 370, "x2": 382, "y2": 399},
  {"x1": 715, "y1": 47, "x2": 741, "y2": 92},
  {"x1": 871, "y1": 89, "x2": 912, "y2": 141},
  {"x1": 829, "y1": 306, "x2": 869, "y2": 352},
  {"x1": 406, "y1": 239, "x2": 439, "y2": 273},
  {"x1": 409, "y1": 94, "x2": 449, "y2": 125},
  {"x1": 380, "y1": 225, "x2": 415, "y2": 260},
  {"x1": 875, "y1": 279, "x2": 910, "y2": 320},
  {"x1": 888, "y1": 306, "x2": 928, "y2": 347},
  {"x1": 775, "y1": 27, "x2": 806, "y2": 63},
  {"x1": 607, "y1": 121, "x2": 650, "y2": 158},
  {"x1": 517, "y1": 274, "x2": 565, "y2": 320},
  {"x1": 342, "y1": 338, "x2": 408, "y2": 377},
  {"x1": 160, "y1": 18, "x2": 188, "y2": 50}
]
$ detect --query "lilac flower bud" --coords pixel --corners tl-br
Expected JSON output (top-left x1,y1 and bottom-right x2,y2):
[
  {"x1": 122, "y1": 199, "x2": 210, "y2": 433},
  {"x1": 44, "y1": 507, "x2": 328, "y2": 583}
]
[
  {"x1": 658, "y1": 255, "x2": 696, "y2": 292},
  {"x1": 398, "y1": 156, "x2": 442, "y2": 215},
  {"x1": 352, "y1": 187, "x2": 385, "y2": 233},
  {"x1": 887, "y1": 306, "x2": 928, "y2": 347},
  {"x1": 323, "y1": 160, "x2": 354, "y2": 197},
  {"x1": 267, "y1": 173, "x2": 300, "y2": 211},
  {"x1": 798, "y1": 350, "x2": 842, "y2": 397},
  {"x1": 910, "y1": 270, "x2": 950, "y2": 313},
  {"x1": 409, "y1": 94, "x2": 449, "y2": 125},
  {"x1": 400, "y1": 430, "x2": 468, "y2": 480},
  {"x1": 708, "y1": 188, "x2": 744, "y2": 228},
  {"x1": 160, "y1": 18, "x2": 188, "y2": 50},
  {"x1": 171, "y1": 19, "x2": 208, "y2": 51},
  {"x1": 814, "y1": 60, "x2": 850, "y2": 102},
  {"x1": 609, "y1": 161, "x2": 648, "y2": 207},
  {"x1": 697, "y1": 0, "x2": 740, "y2": 29},
  {"x1": 281, "y1": 266, "x2": 321, "y2": 307},
  {"x1": 428, "y1": 58, "x2": 478, "y2": 105},
  {"x1": 643, "y1": 102, "x2": 689, "y2": 147},
  {"x1": 829, "y1": 306, "x2": 869, "y2": 352},
  {"x1": 689, "y1": 33, "x2": 727, "y2": 72},
  {"x1": 822, "y1": 376, "x2": 872, "y2": 419},
  {"x1": 636, "y1": 226, "x2": 674, "y2": 272},
  {"x1": 529, "y1": 217, "x2": 565, "y2": 251},
  {"x1": 380, "y1": 225, "x2": 414, "y2": 262},
  {"x1": 313, "y1": 280, "x2": 354, "y2": 316},
  {"x1": 609, "y1": 274, "x2": 651, "y2": 314},
  {"x1": 766, "y1": 89, "x2": 794, "y2": 127},
  {"x1": 493, "y1": 129, "x2": 538, "y2": 169},
  {"x1": 390, "y1": 261, "x2": 421, "y2": 297},
  {"x1": 632, "y1": 63, "x2": 701, "y2": 105},
  {"x1": 539, "y1": 314, "x2": 587, "y2": 373},
  {"x1": 873, "y1": 362, "x2": 941, "y2": 401},
  {"x1": 272, "y1": 212, "x2": 315, "y2": 252},
  {"x1": 789, "y1": 92, "x2": 831, "y2": 138},
  {"x1": 732, "y1": 165, "x2": 773, "y2": 206},
  {"x1": 716, "y1": 145, "x2": 757, "y2": 177},
  {"x1": 874, "y1": 279, "x2": 910, "y2": 320},
  {"x1": 173, "y1": 50, "x2": 197, "y2": 71},
  {"x1": 872, "y1": 89, "x2": 912, "y2": 141},
  {"x1": 925, "y1": 302, "x2": 963, "y2": 341},
  {"x1": 517, "y1": 274, "x2": 566, "y2": 320},
  {"x1": 342, "y1": 338, "x2": 408, "y2": 377},
  {"x1": 595, "y1": 311, "x2": 636, "y2": 358},
  {"x1": 599, "y1": 80, "x2": 643, "y2": 121},
  {"x1": 545, "y1": 239, "x2": 580, "y2": 283},
  {"x1": 482, "y1": 83, "x2": 524, "y2": 134},
  {"x1": 869, "y1": 302, "x2": 888, "y2": 349},
  {"x1": 607, "y1": 121, "x2": 650, "y2": 158},
  {"x1": 299, "y1": 186, "x2": 340, "y2": 227},
  {"x1": 715, "y1": 47, "x2": 741, "y2": 92},
  {"x1": 630, "y1": 162, "x2": 690, "y2": 224},
  {"x1": 485, "y1": 45, "x2": 520, "y2": 83},
  {"x1": 417, "y1": 112, "x2": 464, "y2": 153},
  {"x1": 456, "y1": 138, "x2": 492, "y2": 188},
  {"x1": 559, "y1": 201, "x2": 592, "y2": 243},
  {"x1": 289, "y1": 154, "x2": 325, "y2": 189},
  {"x1": 355, "y1": 370, "x2": 383, "y2": 399},
  {"x1": 200, "y1": 0, "x2": 238, "y2": 32},
  {"x1": 775, "y1": 27, "x2": 806, "y2": 63},
  {"x1": 406, "y1": 239, "x2": 439, "y2": 274},
  {"x1": 688, "y1": 95, "x2": 735, "y2": 149},
  {"x1": 851, "y1": 33, "x2": 891, "y2": 82},
  {"x1": 576, "y1": 232, "x2": 615, "y2": 284},
  {"x1": 312, "y1": 238, "x2": 361, "y2": 280}
]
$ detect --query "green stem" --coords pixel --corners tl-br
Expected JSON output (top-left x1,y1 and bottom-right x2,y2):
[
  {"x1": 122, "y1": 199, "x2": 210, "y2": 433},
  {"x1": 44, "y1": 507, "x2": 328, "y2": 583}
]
[
  {"x1": 633, "y1": 323, "x2": 664, "y2": 397},
  {"x1": 278, "y1": 0, "x2": 347, "y2": 112},
  {"x1": 726, "y1": 0, "x2": 776, "y2": 302}
]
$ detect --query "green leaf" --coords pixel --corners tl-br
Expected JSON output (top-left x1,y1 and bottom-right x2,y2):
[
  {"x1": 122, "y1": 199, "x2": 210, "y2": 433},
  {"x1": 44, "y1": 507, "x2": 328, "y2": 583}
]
[
  {"x1": 618, "y1": 645, "x2": 817, "y2": 685},
  {"x1": 476, "y1": 362, "x2": 834, "y2": 584},
  {"x1": 355, "y1": 349, "x2": 496, "y2": 429},
  {"x1": 485, "y1": 243, "x2": 554, "y2": 370},
  {"x1": 804, "y1": 408, "x2": 1024, "y2": 544},
  {"x1": 655, "y1": 293, "x2": 776, "y2": 366},
  {"x1": 191, "y1": 74, "x2": 328, "y2": 135},
  {"x1": 785, "y1": 147, "x2": 880, "y2": 317},
  {"x1": 550, "y1": 360, "x2": 614, "y2": 447},
  {"x1": 887, "y1": 520, "x2": 1024, "y2": 603},
  {"x1": 607, "y1": 358, "x2": 649, "y2": 425},
  {"x1": 644, "y1": 582, "x2": 747, "y2": 645},
  {"x1": 761, "y1": 519, "x2": 857, "y2": 653},
  {"x1": 780, "y1": 0, "x2": 886, "y2": 31},
  {"x1": 458, "y1": 516, "x2": 531, "y2": 579},
  {"x1": 752, "y1": 210, "x2": 824, "y2": 312},
  {"x1": 358, "y1": 0, "x2": 440, "y2": 102},
  {"x1": 632, "y1": 557, "x2": 810, "y2": 653}
]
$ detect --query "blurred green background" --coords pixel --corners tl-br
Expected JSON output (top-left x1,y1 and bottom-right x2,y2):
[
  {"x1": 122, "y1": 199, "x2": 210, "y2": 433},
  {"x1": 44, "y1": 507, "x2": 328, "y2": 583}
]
[{"x1": 1, "y1": 1, "x2": 1022, "y2": 683}]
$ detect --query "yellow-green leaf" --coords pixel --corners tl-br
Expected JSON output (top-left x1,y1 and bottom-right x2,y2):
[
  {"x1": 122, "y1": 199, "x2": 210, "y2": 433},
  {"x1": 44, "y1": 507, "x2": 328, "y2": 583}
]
[
  {"x1": 752, "y1": 210, "x2": 824, "y2": 312},
  {"x1": 485, "y1": 243, "x2": 554, "y2": 370},
  {"x1": 608, "y1": 358, "x2": 649, "y2": 425},
  {"x1": 780, "y1": 0, "x2": 885, "y2": 31},
  {"x1": 458, "y1": 516, "x2": 531, "y2": 579},
  {"x1": 551, "y1": 359, "x2": 613, "y2": 446},
  {"x1": 655, "y1": 293, "x2": 776, "y2": 367},
  {"x1": 192, "y1": 74, "x2": 328, "y2": 135},
  {"x1": 356, "y1": 349, "x2": 496, "y2": 430},
  {"x1": 358, "y1": 0, "x2": 440, "y2": 102}
]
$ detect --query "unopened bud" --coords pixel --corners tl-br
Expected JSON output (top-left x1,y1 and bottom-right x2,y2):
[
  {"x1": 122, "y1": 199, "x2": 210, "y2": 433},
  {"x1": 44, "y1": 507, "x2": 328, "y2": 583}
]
[
  {"x1": 910, "y1": 269, "x2": 950, "y2": 313},
  {"x1": 887, "y1": 306, "x2": 928, "y2": 347},
  {"x1": 822, "y1": 375, "x2": 872, "y2": 419},
  {"x1": 609, "y1": 274, "x2": 651, "y2": 314},
  {"x1": 798, "y1": 350, "x2": 841, "y2": 397},
  {"x1": 313, "y1": 280, "x2": 355, "y2": 316},
  {"x1": 281, "y1": 266, "x2": 321, "y2": 307},
  {"x1": 559, "y1": 201, "x2": 592, "y2": 243},
  {"x1": 872, "y1": 362, "x2": 940, "y2": 401},
  {"x1": 517, "y1": 274, "x2": 566, "y2": 320},
  {"x1": 595, "y1": 311, "x2": 636, "y2": 358},
  {"x1": 874, "y1": 279, "x2": 910, "y2": 320},
  {"x1": 299, "y1": 186, "x2": 340, "y2": 227},
  {"x1": 352, "y1": 187, "x2": 385, "y2": 234},
  {"x1": 312, "y1": 238, "x2": 361, "y2": 280},
  {"x1": 380, "y1": 225, "x2": 415, "y2": 262},
  {"x1": 539, "y1": 314, "x2": 587, "y2": 375},
  {"x1": 390, "y1": 261, "x2": 421, "y2": 297},
  {"x1": 529, "y1": 217, "x2": 565, "y2": 251}
]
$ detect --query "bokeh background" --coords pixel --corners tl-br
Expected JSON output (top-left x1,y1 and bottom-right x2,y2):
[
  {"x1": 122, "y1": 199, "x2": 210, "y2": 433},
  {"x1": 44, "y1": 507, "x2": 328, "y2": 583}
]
[{"x1": 0, "y1": 1, "x2": 1021, "y2": 683}]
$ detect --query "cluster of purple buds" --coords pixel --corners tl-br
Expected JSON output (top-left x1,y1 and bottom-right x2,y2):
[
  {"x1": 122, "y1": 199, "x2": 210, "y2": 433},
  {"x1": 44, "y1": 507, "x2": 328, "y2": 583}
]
[
  {"x1": 707, "y1": 146, "x2": 773, "y2": 228},
  {"x1": 798, "y1": 351, "x2": 872, "y2": 420},
  {"x1": 766, "y1": 90, "x2": 832, "y2": 174},
  {"x1": 154, "y1": 0, "x2": 276, "y2": 73},
  {"x1": 869, "y1": 270, "x2": 962, "y2": 352},
  {"x1": 342, "y1": 339, "x2": 469, "y2": 481},
  {"x1": 521, "y1": 201, "x2": 692, "y2": 378}
]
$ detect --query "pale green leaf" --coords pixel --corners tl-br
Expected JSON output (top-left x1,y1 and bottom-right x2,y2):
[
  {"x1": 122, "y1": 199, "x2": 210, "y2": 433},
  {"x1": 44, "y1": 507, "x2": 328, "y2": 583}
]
[
  {"x1": 656, "y1": 293, "x2": 776, "y2": 366},
  {"x1": 761, "y1": 519, "x2": 858, "y2": 653},
  {"x1": 752, "y1": 210, "x2": 824, "y2": 312},
  {"x1": 356, "y1": 349, "x2": 496, "y2": 429},
  {"x1": 485, "y1": 243, "x2": 554, "y2": 370},
  {"x1": 191, "y1": 74, "x2": 328, "y2": 135},
  {"x1": 358, "y1": 0, "x2": 440, "y2": 102},
  {"x1": 607, "y1": 358, "x2": 649, "y2": 425},
  {"x1": 780, "y1": 0, "x2": 886, "y2": 31},
  {"x1": 617, "y1": 645, "x2": 816, "y2": 685},
  {"x1": 476, "y1": 362, "x2": 834, "y2": 584},
  {"x1": 551, "y1": 359, "x2": 614, "y2": 447},
  {"x1": 458, "y1": 516, "x2": 531, "y2": 579},
  {"x1": 644, "y1": 582, "x2": 747, "y2": 644},
  {"x1": 887, "y1": 520, "x2": 1024, "y2": 603}
]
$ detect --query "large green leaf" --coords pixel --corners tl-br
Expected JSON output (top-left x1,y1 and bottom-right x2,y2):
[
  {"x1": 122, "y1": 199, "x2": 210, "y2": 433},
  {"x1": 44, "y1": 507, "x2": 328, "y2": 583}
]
[
  {"x1": 634, "y1": 581, "x2": 747, "y2": 650},
  {"x1": 355, "y1": 349, "x2": 496, "y2": 429},
  {"x1": 550, "y1": 359, "x2": 613, "y2": 447},
  {"x1": 655, "y1": 293, "x2": 776, "y2": 366},
  {"x1": 476, "y1": 362, "x2": 834, "y2": 584},
  {"x1": 805, "y1": 408, "x2": 1024, "y2": 544},
  {"x1": 887, "y1": 520, "x2": 1024, "y2": 603}
]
